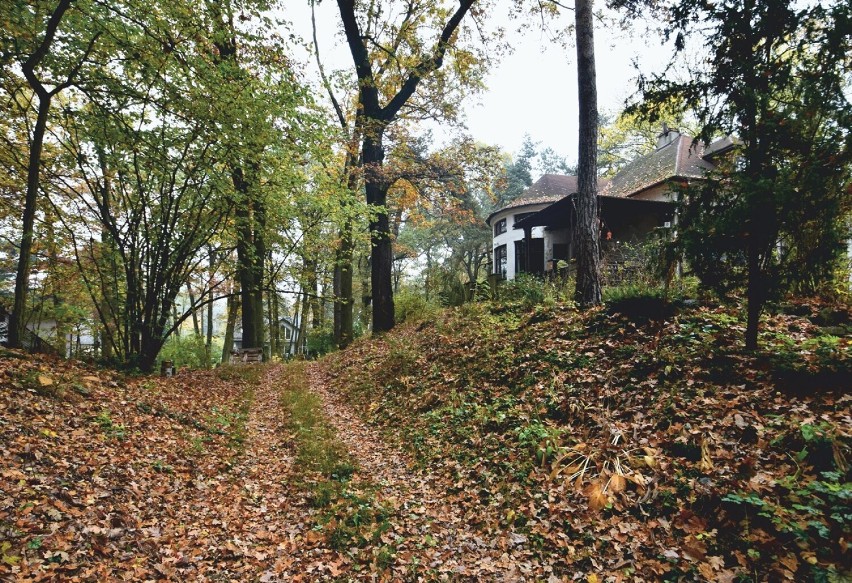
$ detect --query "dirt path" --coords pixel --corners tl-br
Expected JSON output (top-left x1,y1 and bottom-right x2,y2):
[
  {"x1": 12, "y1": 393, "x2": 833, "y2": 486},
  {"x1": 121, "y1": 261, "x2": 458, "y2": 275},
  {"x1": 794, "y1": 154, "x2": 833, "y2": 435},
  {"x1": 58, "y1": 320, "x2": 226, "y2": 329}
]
[
  {"x1": 160, "y1": 365, "x2": 303, "y2": 581},
  {"x1": 306, "y1": 364, "x2": 557, "y2": 581}
]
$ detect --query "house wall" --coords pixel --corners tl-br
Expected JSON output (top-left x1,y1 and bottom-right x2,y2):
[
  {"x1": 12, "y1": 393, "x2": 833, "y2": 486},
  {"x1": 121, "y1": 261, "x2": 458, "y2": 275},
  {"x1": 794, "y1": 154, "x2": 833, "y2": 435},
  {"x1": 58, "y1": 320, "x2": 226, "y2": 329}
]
[
  {"x1": 607, "y1": 212, "x2": 668, "y2": 243},
  {"x1": 491, "y1": 204, "x2": 549, "y2": 280},
  {"x1": 544, "y1": 230, "x2": 571, "y2": 265},
  {"x1": 630, "y1": 183, "x2": 675, "y2": 202}
]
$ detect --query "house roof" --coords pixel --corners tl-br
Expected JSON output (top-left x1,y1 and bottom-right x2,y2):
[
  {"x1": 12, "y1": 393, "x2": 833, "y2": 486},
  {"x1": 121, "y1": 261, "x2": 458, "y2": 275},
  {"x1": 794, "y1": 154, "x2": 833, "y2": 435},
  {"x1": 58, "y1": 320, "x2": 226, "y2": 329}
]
[
  {"x1": 511, "y1": 174, "x2": 579, "y2": 206},
  {"x1": 702, "y1": 135, "x2": 738, "y2": 160},
  {"x1": 487, "y1": 132, "x2": 732, "y2": 228},
  {"x1": 487, "y1": 175, "x2": 591, "y2": 226},
  {"x1": 601, "y1": 133, "x2": 715, "y2": 198}
]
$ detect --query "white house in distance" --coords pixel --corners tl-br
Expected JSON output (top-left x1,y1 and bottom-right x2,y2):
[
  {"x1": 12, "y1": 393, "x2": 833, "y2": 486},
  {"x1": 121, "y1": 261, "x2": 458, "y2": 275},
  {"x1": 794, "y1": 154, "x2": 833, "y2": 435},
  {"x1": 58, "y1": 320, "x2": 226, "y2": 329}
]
[
  {"x1": 486, "y1": 174, "x2": 579, "y2": 280},
  {"x1": 487, "y1": 127, "x2": 735, "y2": 279}
]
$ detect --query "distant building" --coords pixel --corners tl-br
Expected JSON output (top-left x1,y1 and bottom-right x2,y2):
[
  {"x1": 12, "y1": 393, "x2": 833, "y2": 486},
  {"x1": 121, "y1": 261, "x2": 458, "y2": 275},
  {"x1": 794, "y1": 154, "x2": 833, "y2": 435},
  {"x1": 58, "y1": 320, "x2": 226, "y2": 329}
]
[
  {"x1": 232, "y1": 316, "x2": 306, "y2": 358},
  {"x1": 486, "y1": 128, "x2": 735, "y2": 279}
]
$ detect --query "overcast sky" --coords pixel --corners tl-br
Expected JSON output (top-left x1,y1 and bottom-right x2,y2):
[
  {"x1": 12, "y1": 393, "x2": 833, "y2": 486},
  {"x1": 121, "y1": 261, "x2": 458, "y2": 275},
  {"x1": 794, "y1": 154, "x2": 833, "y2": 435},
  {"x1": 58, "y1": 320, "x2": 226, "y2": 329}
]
[{"x1": 286, "y1": 3, "x2": 675, "y2": 166}]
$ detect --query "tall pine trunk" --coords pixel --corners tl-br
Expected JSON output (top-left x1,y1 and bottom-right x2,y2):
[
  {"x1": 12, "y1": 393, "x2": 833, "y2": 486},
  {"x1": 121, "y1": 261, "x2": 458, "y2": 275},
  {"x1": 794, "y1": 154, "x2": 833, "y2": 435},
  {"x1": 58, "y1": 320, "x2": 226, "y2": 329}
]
[
  {"x1": 573, "y1": 0, "x2": 602, "y2": 307},
  {"x1": 745, "y1": 238, "x2": 762, "y2": 350}
]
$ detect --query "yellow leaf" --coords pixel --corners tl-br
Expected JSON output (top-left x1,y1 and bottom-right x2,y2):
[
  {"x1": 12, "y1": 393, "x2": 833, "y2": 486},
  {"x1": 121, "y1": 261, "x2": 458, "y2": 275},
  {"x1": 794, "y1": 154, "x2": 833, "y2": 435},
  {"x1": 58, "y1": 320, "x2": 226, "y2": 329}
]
[
  {"x1": 587, "y1": 482, "x2": 609, "y2": 511},
  {"x1": 587, "y1": 574, "x2": 599, "y2": 583},
  {"x1": 698, "y1": 562, "x2": 715, "y2": 579},
  {"x1": 628, "y1": 473, "x2": 647, "y2": 488},
  {"x1": 37, "y1": 375, "x2": 54, "y2": 387},
  {"x1": 699, "y1": 437, "x2": 714, "y2": 472}
]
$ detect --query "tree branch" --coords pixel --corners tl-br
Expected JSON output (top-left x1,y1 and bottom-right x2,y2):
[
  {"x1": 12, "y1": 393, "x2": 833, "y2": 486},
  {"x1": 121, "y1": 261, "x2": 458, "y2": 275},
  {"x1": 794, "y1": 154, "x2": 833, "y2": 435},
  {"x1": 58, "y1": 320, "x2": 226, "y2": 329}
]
[
  {"x1": 21, "y1": 0, "x2": 75, "y2": 99},
  {"x1": 311, "y1": 0, "x2": 347, "y2": 129},
  {"x1": 382, "y1": 0, "x2": 476, "y2": 121}
]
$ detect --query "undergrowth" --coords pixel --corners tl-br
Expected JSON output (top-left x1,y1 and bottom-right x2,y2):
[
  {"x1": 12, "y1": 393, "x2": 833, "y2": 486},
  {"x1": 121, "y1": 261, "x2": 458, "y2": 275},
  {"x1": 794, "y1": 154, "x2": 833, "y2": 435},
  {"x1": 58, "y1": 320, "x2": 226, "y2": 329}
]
[{"x1": 323, "y1": 299, "x2": 851, "y2": 580}]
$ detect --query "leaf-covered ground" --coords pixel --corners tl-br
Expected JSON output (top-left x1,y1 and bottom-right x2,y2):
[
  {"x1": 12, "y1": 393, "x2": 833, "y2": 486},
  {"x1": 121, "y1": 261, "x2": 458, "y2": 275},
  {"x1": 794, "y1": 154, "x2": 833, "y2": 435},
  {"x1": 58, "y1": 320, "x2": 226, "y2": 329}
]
[
  {"x1": 0, "y1": 299, "x2": 849, "y2": 581},
  {"x1": 321, "y1": 301, "x2": 851, "y2": 581}
]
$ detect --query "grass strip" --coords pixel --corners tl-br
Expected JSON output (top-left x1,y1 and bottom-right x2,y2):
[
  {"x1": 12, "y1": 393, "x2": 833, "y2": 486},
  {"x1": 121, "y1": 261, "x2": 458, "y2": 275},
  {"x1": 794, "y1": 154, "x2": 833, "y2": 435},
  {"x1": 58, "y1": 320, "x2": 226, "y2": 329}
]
[
  {"x1": 278, "y1": 362, "x2": 394, "y2": 563},
  {"x1": 278, "y1": 361, "x2": 354, "y2": 478}
]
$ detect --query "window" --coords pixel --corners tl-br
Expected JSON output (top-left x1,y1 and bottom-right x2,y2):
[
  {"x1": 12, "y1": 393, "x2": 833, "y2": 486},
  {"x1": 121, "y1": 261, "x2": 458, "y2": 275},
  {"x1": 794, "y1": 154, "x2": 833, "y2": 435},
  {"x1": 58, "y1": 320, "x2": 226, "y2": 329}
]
[
  {"x1": 514, "y1": 240, "x2": 526, "y2": 274},
  {"x1": 553, "y1": 243, "x2": 569, "y2": 261},
  {"x1": 494, "y1": 245, "x2": 507, "y2": 278},
  {"x1": 494, "y1": 218, "x2": 507, "y2": 236},
  {"x1": 514, "y1": 212, "x2": 534, "y2": 225}
]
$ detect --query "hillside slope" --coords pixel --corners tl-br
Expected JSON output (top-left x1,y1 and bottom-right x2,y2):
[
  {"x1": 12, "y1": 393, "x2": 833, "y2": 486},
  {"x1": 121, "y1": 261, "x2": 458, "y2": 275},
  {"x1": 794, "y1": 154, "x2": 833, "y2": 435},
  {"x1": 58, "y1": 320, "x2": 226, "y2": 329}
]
[
  {"x1": 0, "y1": 300, "x2": 849, "y2": 581},
  {"x1": 322, "y1": 301, "x2": 850, "y2": 581}
]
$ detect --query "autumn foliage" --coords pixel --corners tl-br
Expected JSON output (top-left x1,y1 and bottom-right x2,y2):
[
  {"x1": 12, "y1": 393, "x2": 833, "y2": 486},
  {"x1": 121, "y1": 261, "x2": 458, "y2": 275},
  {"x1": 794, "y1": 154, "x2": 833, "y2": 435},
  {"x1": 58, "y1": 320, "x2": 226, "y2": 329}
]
[
  {"x1": 1, "y1": 298, "x2": 849, "y2": 580},
  {"x1": 323, "y1": 300, "x2": 850, "y2": 580}
]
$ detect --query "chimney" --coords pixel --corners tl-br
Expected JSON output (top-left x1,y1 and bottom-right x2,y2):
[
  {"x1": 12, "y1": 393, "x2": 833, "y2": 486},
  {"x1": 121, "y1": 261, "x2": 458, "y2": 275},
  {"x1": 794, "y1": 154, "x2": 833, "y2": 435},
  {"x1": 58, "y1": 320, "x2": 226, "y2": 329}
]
[{"x1": 656, "y1": 122, "x2": 680, "y2": 149}]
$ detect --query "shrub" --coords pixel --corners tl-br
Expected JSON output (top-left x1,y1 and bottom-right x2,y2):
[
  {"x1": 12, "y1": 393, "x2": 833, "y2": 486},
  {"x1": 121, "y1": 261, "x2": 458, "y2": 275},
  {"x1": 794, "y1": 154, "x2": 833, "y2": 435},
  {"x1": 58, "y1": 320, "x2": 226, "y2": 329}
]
[
  {"x1": 500, "y1": 274, "x2": 545, "y2": 306},
  {"x1": 394, "y1": 288, "x2": 440, "y2": 325},
  {"x1": 158, "y1": 333, "x2": 218, "y2": 370},
  {"x1": 600, "y1": 239, "x2": 667, "y2": 288},
  {"x1": 307, "y1": 326, "x2": 336, "y2": 357},
  {"x1": 604, "y1": 283, "x2": 677, "y2": 322}
]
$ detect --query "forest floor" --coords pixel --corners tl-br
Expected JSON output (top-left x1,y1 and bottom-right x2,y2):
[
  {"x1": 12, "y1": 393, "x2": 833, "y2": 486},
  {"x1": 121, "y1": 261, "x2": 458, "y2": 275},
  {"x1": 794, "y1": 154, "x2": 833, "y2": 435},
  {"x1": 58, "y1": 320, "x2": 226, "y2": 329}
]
[{"x1": 0, "y1": 299, "x2": 850, "y2": 581}]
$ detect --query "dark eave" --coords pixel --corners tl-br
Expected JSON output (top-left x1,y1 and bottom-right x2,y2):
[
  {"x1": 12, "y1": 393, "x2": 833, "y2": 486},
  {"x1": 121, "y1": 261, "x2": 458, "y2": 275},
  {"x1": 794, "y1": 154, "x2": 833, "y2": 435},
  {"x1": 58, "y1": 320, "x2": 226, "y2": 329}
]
[{"x1": 514, "y1": 194, "x2": 675, "y2": 230}]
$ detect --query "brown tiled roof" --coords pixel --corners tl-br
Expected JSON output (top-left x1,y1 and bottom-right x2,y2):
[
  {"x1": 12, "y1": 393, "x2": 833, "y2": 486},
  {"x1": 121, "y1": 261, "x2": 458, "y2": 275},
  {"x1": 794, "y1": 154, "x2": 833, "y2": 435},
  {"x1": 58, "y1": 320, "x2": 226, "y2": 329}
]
[
  {"x1": 601, "y1": 134, "x2": 715, "y2": 198},
  {"x1": 702, "y1": 135, "x2": 738, "y2": 159},
  {"x1": 508, "y1": 174, "x2": 579, "y2": 208},
  {"x1": 487, "y1": 174, "x2": 613, "y2": 225},
  {"x1": 487, "y1": 134, "x2": 729, "y2": 226},
  {"x1": 486, "y1": 175, "x2": 576, "y2": 226}
]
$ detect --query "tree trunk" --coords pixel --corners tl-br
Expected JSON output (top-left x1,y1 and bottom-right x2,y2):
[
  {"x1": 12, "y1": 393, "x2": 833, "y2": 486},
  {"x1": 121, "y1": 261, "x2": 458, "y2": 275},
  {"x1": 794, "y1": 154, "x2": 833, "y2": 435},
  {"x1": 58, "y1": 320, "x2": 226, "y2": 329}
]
[
  {"x1": 363, "y1": 131, "x2": 395, "y2": 333},
  {"x1": 206, "y1": 248, "x2": 215, "y2": 362},
  {"x1": 9, "y1": 0, "x2": 75, "y2": 349},
  {"x1": 573, "y1": 0, "x2": 602, "y2": 307},
  {"x1": 333, "y1": 264, "x2": 342, "y2": 341},
  {"x1": 305, "y1": 258, "x2": 321, "y2": 328},
  {"x1": 187, "y1": 284, "x2": 200, "y2": 336},
  {"x1": 296, "y1": 290, "x2": 310, "y2": 356},
  {"x1": 221, "y1": 288, "x2": 239, "y2": 363},
  {"x1": 94, "y1": 145, "x2": 119, "y2": 360},
  {"x1": 209, "y1": 9, "x2": 265, "y2": 353},
  {"x1": 335, "y1": 0, "x2": 474, "y2": 334},
  {"x1": 425, "y1": 248, "x2": 432, "y2": 302},
  {"x1": 745, "y1": 245, "x2": 762, "y2": 350},
  {"x1": 333, "y1": 123, "x2": 360, "y2": 349},
  {"x1": 359, "y1": 256, "x2": 371, "y2": 333},
  {"x1": 138, "y1": 330, "x2": 165, "y2": 374},
  {"x1": 292, "y1": 290, "x2": 301, "y2": 356},
  {"x1": 334, "y1": 217, "x2": 355, "y2": 348},
  {"x1": 232, "y1": 167, "x2": 265, "y2": 350},
  {"x1": 271, "y1": 289, "x2": 280, "y2": 358},
  {"x1": 172, "y1": 305, "x2": 180, "y2": 337},
  {"x1": 9, "y1": 97, "x2": 51, "y2": 349}
]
